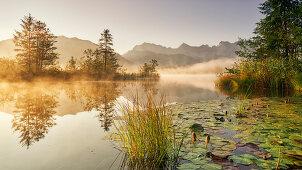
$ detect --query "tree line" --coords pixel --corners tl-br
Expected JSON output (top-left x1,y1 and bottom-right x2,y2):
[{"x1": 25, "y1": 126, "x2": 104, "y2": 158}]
[
  {"x1": 0, "y1": 14, "x2": 159, "y2": 81},
  {"x1": 217, "y1": 0, "x2": 302, "y2": 94},
  {"x1": 236, "y1": 0, "x2": 301, "y2": 65}
]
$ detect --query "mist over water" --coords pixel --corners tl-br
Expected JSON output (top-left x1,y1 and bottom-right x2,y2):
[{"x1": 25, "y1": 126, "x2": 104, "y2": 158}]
[{"x1": 158, "y1": 58, "x2": 236, "y2": 75}]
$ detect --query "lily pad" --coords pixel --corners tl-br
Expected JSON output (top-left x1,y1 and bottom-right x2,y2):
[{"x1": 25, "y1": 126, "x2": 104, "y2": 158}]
[
  {"x1": 190, "y1": 123, "x2": 204, "y2": 133},
  {"x1": 201, "y1": 163, "x2": 222, "y2": 170},
  {"x1": 178, "y1": 163, "x2": 201, "y2": 170},
  {"x1": 230, "y1": 154, "x2": 253, "y2": 165}
]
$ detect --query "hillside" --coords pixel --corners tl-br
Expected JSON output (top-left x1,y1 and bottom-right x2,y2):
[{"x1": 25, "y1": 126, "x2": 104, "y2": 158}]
[
  {"x1": 123, "y1": 41, "x2": 239, "y2": 67},
  {"x1": 0, "y1": 36, "x2": 239, "y2": 71},
  {"x1": 0, "y1": 36, "x2": 133, "y2": 68}
]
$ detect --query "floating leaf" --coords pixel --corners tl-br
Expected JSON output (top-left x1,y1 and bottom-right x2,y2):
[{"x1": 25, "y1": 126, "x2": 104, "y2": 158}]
[
  {"x1": 178, "y1": 163, "x2": 200, "y2": 170},
  {"x1": 190, "y1": 123, "x2": 204, "y2": 133},
  {"x1": 230, "y1": 155, "x2": 253, "y2": 165},
  {"x1": 201, "y1": 163, "x2": 222, "y2": 170}
]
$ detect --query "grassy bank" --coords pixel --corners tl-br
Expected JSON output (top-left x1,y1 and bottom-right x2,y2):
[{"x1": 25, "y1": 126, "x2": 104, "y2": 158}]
[{"x1": 216, "y1": 58, "x2": 302, "y2": 97}]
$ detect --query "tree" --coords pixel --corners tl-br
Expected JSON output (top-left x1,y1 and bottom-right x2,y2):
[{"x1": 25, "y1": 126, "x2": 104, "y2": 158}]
[
  {"x1": 14, "y1": 14, "x2": 36, "y2": 74},
  {"x1": 236, "y1": 0, "x2": 302, "y2": 62},
  {"x1": 80, "y1": 29, "x2": 120, "y2": 78},
  {"x1": 79, "y1": 49, "x2": 99, "y2": 75},
  {"x1": 14, "y1": 14, "x2": 58, "y2": 76},
  {"x1": 65, "y1": 56, "x2": 77, "y2": 72},
  {"x1": 99, "y1": 29, "x2": 120, "y2": 73},
  {"x1": 139, "y1": 59, "x2": 159, "y2": 78},
  {"x1": 33, "y1": 20, "x2": 58, "y2": 73}
]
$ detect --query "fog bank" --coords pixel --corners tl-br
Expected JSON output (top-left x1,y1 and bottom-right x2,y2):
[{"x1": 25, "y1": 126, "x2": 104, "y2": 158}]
[{"x1": 158, "y1": 58, "x2": 236, "y2": 75}]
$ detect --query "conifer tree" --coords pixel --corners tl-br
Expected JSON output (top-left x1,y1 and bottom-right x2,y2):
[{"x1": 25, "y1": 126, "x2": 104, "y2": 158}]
[
  {"x1": 14, "y1": 14, "x2": 58, "y2": 76},
  {"x1": 14, "y1": 14, "x2": 36, "y2": 74},
  {"x1": 236, "y1": 0, "x2": 302, "y2": 62},
  {"x1": 33, "y1": 20, "x2": 58, "y2": 73},
  {"x1": 66, "y1": 56, "x2": 77, "y2": 72},
  {"x1": 99, "y1": 29, "x2": 120, "y2": 73}
]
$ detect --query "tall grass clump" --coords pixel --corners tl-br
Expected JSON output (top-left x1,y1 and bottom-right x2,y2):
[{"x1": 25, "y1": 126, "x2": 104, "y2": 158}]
[
  {"x1": 114, "y1": 94, "x2": 184, "y2": 169},
  {"x1": 216, "y1": 58, "x2": 300, "y2": 97}
]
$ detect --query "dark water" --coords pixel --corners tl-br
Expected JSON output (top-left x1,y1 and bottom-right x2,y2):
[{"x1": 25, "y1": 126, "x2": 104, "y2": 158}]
[{"x1": 0, "y1": 75, "x2": 226, "y2": 170}]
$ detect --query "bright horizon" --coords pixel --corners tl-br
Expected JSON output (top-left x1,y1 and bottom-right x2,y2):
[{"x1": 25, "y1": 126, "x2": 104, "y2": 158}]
[{"x1": 0, "y1": 0, "x2": 265, "y2": 54}]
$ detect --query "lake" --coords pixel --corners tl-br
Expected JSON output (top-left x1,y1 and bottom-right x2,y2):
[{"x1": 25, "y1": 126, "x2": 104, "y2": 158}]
[{"x1": 0, "y1": 74, "x2": 301, "y2": 170}]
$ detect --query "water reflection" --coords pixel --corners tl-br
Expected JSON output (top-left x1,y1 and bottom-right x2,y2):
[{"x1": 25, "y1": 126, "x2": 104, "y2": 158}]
[
  {"x1": 75, "y1": 82, "x2": 121, "y2": 131},
  {"x1": 0, "y1": 82, "x2": 128, "y2": 148},
  {"x1": 12, "y1": 90, "x2": 58, "y2": 148},
  {"x1": 0, "y1": 77, "x2": 225, "y2": 148},
  {"x1": 139, "y1": 80, "x2": 159, "y2": 95},
  {"x1": 217, "y1": 84, "x2": 297, "y2": 99}
]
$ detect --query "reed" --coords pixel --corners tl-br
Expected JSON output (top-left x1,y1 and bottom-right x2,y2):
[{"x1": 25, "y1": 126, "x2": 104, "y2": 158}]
[
  {"x1": 114, "y1": 93, "x2": 184, "y2": 169},
  {"x1": 216, "y1": 58, "x2": 301, "y2": 96}
]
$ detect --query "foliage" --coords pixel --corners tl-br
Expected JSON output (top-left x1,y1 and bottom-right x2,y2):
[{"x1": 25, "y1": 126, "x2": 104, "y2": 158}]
[
  {"x1": 219, "y1": 0, "x2": 302, "y2": 93},
  {"x1": 99, "y1": 29, "x2": 120, "y2": 73},
  {"x1": 13, "y1": 14, "x2": 58, "y2": 76},
  {"x1": 1, "y1": 15, "x2": 160, "y2": 81},
  {"x1": 174, "y1": 98, "x2": 302, "y2": 169},
  {"x1": 78, "y1": 29, "x2": 121, "y2": 78},
  {"x1": 138, "y1": 59, "x2": 160, "y2": 79},
  {"x1": 65, "y1": 56, "x2": 77, "y2": 73},
  {"x1": 0, "y1": 58, "x2": 22, "y2": 81},
  {"x1": 236, "y1": 0, "x2": 302, "y2": 61},
  {"x1": 217, "y1": 58, "x2": 298, "y2": 94}
]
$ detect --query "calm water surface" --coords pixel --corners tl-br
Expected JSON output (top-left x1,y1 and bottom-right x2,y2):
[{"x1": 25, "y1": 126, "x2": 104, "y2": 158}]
[
  {"x1": 0, "y1": 75, "x2": 301, "y2": 170},
  {"x1": 0, "y1": 75, "x2": 225, "y2": 170}
]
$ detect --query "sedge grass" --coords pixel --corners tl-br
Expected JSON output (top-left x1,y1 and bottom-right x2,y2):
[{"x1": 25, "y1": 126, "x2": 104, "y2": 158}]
[
  {"x1": 114, "y1": 93, "x2": 184, "y2": 169},
  {"x1": 216, "y1": 58, "x2": 299, "y2": 97}
]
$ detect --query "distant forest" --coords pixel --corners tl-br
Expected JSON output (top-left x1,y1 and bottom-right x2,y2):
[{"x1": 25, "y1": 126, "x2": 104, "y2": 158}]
[{"x1": 0, "y1": 14, "x2": 159, "y2": 81}]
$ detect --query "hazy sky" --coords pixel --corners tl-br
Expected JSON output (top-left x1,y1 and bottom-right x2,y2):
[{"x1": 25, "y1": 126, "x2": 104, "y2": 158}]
[{"x1": 0, "y1": 0, "x2": 265, "y2": 54}]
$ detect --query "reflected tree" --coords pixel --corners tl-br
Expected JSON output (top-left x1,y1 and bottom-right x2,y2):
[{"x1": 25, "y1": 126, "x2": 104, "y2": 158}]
[
  {"x1": 139, "y1": 80, "x2": 159, "y2": 95},
  {"x1": 77, "y1": 82, "x2": 121, "y2": 131},
  {"x1": 12, "y1": 91, "x2": 58, "y2": 148}
]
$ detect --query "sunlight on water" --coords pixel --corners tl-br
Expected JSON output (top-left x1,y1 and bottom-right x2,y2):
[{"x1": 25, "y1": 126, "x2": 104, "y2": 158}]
[
  {"x1": 0, "y1": 77, "x2": 225, "y2": 169},
  {"x1": 0, "y1": 76, "x2": 300, "y2": 169}
]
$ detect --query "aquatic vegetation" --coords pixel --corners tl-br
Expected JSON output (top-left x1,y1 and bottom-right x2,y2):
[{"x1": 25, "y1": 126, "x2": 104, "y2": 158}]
[
  {"x1": 191, "y1": 132, "x2": 197, "y2": 142},
  {"x1": 173, "y1": 98, "x2": 302, "y2": 169},
  {"x1": 217, "y1": 0, "x2": 302, "y2": 96},
  {"x1": 190, "y1": 123, "x2": 204, "y2": 133},
  {"x1": 205, "y1": 135, "x2": 210, "y2": 149},
  {"x1": 114, "y1": 94, "x2": 185, "y2": 169},
  {"x1": 216, "y1": 58, "x2": 300, "y2": 97}
]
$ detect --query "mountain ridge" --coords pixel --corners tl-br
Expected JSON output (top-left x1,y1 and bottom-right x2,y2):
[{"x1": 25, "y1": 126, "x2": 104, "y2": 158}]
[
  {"x1": 0, "y1": 36, "x2": 239, "y2": 71},
  {"x1": 122, "y1": 41, "x2": 239, "y2": 67},
  {"x1": 0, "y1": 36, "x2": 134, "y2": 68}
]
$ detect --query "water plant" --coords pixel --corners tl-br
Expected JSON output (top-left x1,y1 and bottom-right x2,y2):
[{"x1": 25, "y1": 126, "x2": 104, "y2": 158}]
[
  {"x1": 205, "y1": 135, "x2": 210, "y2": 149},
  {"x1": 114, "y1": 93, "x2": 185, "y2": 169},
  {"x1": 216, "y1": 58, "x2": 300, "y2": 97},
  {"x1": 235, "y1": 86, "x2": 251, "y2": 118}
]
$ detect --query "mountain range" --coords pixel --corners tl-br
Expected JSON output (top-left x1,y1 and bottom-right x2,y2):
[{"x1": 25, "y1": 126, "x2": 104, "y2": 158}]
[
  {"x1": 0, "y1": 36, "x2": 239, "y2": 71},
  {"x1": 0, "y1": 36, "x2": 134, "y2": 68},
  {"x1": 124, "y1": 41, "x2": 239, "y2": 68}
]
